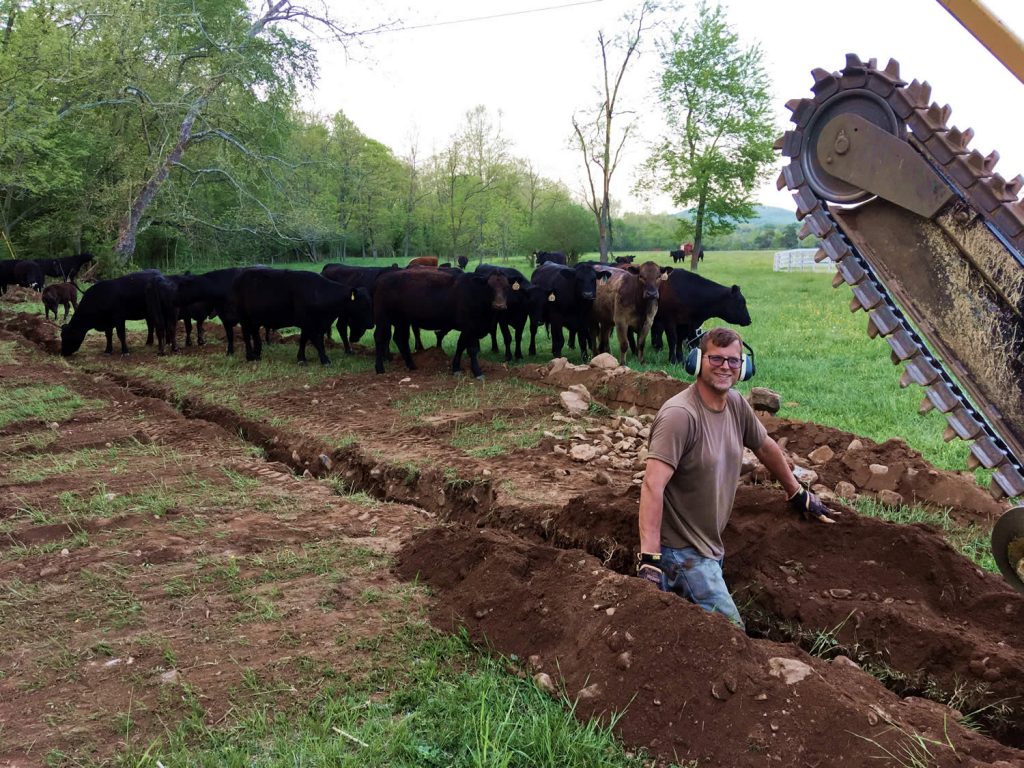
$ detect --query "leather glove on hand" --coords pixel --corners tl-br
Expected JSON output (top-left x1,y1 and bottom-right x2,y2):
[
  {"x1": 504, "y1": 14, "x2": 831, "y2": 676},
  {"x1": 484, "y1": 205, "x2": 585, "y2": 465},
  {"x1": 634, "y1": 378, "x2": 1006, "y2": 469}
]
[
  {"x1": 788, "y1": 486, "x2": 835, "y2": 523},
  {"x1": 636, "y1": 552, "x2": 664, "y2": 586}
]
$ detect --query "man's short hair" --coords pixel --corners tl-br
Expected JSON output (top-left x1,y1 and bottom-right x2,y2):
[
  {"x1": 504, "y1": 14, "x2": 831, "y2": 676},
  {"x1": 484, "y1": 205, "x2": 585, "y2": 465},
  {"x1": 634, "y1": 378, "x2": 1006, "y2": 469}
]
[{"x1": 699, "y1": 326, "x2": 742, "y2": 352}]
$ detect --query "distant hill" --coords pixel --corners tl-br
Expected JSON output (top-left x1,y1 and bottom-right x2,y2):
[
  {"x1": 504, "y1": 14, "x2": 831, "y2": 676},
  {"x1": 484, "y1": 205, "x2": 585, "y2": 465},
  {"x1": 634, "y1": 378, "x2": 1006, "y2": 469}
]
[{"x1": 671, "y1": 205, "x2": 797, "y2": 227}]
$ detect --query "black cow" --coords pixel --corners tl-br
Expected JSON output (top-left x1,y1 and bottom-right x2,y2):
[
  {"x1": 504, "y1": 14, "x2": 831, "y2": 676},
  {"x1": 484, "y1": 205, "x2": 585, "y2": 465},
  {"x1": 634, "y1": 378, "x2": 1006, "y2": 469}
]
[
  {"x1": 529, "y1": 262, "x2": 602, "y2": 361},
  {"x1": 233, "y1": 268, "x2": 373, "y2": 365},
  {"x1": 533, "y1": 250, "x2": 566, "y2": 266},
  {"x1": 669, "y1": 249, "x2": 686, "y2": 263},
  {"x1": 456, "y1": 255, "x2": 469, "y2": 270},
  {"x1": 61, "y1": 270, "x2": 160, "y2": 356},
  {"x1": 651, "y1": 270, "x2": 751, "y2": 363},
  {"x1": 145, "y1": 274, "x2": 181, "y2": 356},
  {"x1": 373, "y1": 269, "x2": 510, "y2": 378},
  {"x1": 474, "y1": 264, "x2": 544, "y2": 362},
  {"x1": 321, "y1": 263, "x2": 397, "y2": 349},
  {"x1": 613, "y1": 255, "x2": 636, "y2": 265},
  {"x1": 13, "y1": 260, "x2": 44, "y2": 291},
  {"x1": 34, "y1": 252, "x2": 94, "y2": 282},
  {"x1": 0, "y1": 260, "x2": 18, "y2": 294},
  {"x1": 172, "y1": 267, "x2": 250, "y2": 354}
]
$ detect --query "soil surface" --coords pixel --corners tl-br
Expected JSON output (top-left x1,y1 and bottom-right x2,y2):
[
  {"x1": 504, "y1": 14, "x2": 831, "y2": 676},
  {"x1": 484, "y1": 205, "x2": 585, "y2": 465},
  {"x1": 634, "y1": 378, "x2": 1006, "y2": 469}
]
[{"x1": 1, "y1": 296, "x2": 1022, "y2": 767}]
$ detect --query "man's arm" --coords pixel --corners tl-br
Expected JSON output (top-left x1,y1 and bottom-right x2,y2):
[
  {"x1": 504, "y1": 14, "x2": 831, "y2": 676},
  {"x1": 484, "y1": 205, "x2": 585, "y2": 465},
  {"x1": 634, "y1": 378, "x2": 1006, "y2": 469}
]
[
  {"x1": 754, "y1": 436, "x2": 835, "y2": 524},
  {"x1": 639, "y1": 457, "x2": 676, "y2": 553},
  {"x1": 753, "y1": 437, "x2": 800, "y2": 496}
]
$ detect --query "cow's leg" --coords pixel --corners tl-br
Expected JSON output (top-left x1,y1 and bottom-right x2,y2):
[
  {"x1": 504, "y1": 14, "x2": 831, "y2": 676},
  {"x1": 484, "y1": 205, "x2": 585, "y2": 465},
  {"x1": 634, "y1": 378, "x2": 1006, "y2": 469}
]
[
  {"x1": 312, "y1": 327, "x2": 331, "y2": 365},
  {"x1": 337, "y1": 320, "x2": 353, "y2": 354},
  {"x1": 673, "y1": 325, "x2": 686, "y2": 363},
  {"x1": 489, "y1": 325, "x2": 499, "y2": 354},
  {"x1": 528, "y1": 318, "x2": 539, "y2": 357},
  {"x1": 412, "y1": 326, "x2": 425, "y2": 353},
  {"x1": 394, "y1": 323, "x2": 416, "y2": 370},
  {"x1": 145, "y1": 319, "x2": 154, "y2": 346},
  {"x1": 451, "y1": 333, "x2": 466, "y2": 374},
  {"x1": 615, "y1": 321, "x2": 630, "y2": 365},
  {"x1": 117, "y1": 322, "x2": 130, "y2": 355},
  {"x1": 374, "y1": 323, "x2": 391, "y2": 374},
  {"x1": 550, "y1": 324, "x2": 564, "y2": 359},
  {"x1": 240, "y1": 323, "x2": 254, "y2": 361},
  {"x1": 499, "y1": 321, "x2": 513, "y2": 362},
  {"x1": 296, "y1": 328, "x2": 308, "y2": 364},
  {"x1": 566, "y1": 327, "x2": 576, "y2": 350},
  {"x1": 467, "y1": 334, "x2": 485, "y2": 379},
  {"x1": 223, "y1": 320, "x2": 236, "y2": 355},
  {"x1": 195, "y1": 318, "x2": 204, "y2": 346},
  {"x1": 62, "y1": 302, "x2": 70, "y2": 321},
  {"x1": 184, "y1": 317, "x2": 193, "y2": 347},
  {"x1": 512, "y1": 318, "x2": 525, "y2": 360},
  {"x1": 577, "y1": 327, "x2": 592, "y2": 362},
  {"x1": 666, "y1": 324, "x2": 679, "y2": 364},
  {"x1": 103, "y1": 328, "x2": 114, "y2": 355}
]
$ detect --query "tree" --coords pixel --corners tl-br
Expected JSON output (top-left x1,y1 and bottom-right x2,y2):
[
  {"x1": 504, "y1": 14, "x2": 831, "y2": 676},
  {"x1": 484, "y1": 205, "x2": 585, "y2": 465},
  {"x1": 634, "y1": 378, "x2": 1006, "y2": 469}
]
[
  {"x1": 109, "y1": 0, "x2": 390, "y2": 265},
  {"x1": 638, "y1": 1, "x2": 776, "y2": 270},
  {"x1": 572, "y1": 1, "x2": 656, "y2": 263}
]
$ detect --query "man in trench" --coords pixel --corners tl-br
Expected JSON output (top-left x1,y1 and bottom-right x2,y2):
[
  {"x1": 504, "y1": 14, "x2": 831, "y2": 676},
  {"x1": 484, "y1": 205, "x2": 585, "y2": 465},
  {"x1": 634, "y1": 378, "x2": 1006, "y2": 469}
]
[{"x1": 636, "y1": 326, "x2": 835, "y2": 629}]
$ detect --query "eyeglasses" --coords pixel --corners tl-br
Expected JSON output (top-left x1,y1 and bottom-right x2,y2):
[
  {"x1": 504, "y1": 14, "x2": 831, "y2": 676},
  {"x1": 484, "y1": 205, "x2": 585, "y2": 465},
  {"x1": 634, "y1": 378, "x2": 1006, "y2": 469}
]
[{"x1": 706, "y1": 354, "x2": 742, "y2": 370}]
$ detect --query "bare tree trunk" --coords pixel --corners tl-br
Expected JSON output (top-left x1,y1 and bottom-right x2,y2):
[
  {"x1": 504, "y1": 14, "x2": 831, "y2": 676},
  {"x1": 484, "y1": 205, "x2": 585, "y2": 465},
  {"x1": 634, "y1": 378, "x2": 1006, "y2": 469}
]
[
  {"x1": 691, "y1": 183, "x2": 707, "y2": 271},
  {"x1": 114, "y1": 97, "x2": 206, "y2": 264}
]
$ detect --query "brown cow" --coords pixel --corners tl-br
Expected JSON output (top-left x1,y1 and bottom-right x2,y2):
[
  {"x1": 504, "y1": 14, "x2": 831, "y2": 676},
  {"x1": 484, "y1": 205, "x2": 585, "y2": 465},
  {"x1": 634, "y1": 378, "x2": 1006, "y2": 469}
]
[
  {"x1": 42, "y1": 282, "x2": 79, "y2": 321},
  {"x1": 407, "y1": 255, "x2": 438, "y2": 268},
  {"x1": 592, "y1": 261, "x2": 669, "y2": 364}
]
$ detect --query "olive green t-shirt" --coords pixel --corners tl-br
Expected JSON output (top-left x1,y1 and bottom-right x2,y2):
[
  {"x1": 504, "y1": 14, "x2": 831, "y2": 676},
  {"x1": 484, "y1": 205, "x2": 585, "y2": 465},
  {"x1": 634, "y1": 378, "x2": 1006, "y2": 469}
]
[{"x1": 647, "y1": 385, "x2": 767, "y2": 559}]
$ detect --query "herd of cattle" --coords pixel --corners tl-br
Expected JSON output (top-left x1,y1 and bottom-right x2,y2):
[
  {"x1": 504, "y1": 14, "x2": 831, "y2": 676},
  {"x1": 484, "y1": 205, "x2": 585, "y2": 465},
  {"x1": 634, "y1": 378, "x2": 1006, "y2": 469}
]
[{"x1": 0, "y1": 251, "x2": 752, "y2": 377}]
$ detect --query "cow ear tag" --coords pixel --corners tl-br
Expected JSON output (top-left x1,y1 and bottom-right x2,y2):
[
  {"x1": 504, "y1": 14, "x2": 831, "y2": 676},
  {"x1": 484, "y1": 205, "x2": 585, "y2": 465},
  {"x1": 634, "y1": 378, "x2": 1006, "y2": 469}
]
[
  {"x1": 512, "y1": 281, "x2": 520, "y2": 291},
  {"x1": 547, "y1": 292, "x2": 556, "y2": 302},
  {"x1": 350, "y1": 290, "x2": 356, "y2": 300}
]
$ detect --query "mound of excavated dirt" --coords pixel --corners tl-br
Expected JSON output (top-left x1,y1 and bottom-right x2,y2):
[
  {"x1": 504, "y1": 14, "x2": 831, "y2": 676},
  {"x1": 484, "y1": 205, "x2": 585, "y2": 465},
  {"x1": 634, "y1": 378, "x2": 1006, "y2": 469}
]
[{"x1": 396, "y1": 526, "x2": 1022, "y2": 767}]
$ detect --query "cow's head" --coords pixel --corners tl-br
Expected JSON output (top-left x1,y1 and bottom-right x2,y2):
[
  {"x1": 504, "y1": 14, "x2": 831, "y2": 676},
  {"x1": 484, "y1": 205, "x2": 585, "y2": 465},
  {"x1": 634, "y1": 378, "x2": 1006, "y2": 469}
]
[
  {"x1": 485, "y1": 272, "x2": 511, "y2": 311},
  {"x1": 627, "y1": 261, "x2": 667, "y2": 301},
  {"x1": 346, "y1": 287, "x2": 374, "y2": 342},
  {"x1": 573, "y1": 263, "x2": 599, "y2": 301},
  {"x1": 60, "y1": 323, "x2": 86, "y2": 356},
  {"x1": 723, "y1": 285, "x2": 752, "y2": 326}
]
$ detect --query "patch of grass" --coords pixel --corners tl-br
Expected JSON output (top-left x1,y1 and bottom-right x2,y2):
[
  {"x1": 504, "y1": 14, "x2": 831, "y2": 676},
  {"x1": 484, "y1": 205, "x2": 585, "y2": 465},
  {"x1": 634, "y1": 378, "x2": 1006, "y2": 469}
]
[
  {"x1": 0, "y1": 339, "x2": 20, "y2": 363},
  {"x1": 117, "y1": 629, "x2": 659, "y2": 767},
  {"x1": 854, "y1": 498, "x2": 997, "y2": 573},
  {"x1": 0, "y1": 383, "x2": 95, "y2": 428},
  {"x1": 394, "y1": 376, "x2": 546, "y2": 423},
  {"x1": 851, "y1": 717, "x2": 957, "y2": 768}
]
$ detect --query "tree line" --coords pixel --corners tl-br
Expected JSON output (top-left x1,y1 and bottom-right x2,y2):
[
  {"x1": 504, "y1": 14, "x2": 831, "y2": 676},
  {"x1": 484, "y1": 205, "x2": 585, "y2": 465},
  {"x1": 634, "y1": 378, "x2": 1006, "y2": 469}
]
[{"x1": 0, "y1": 0, "x2": 782, "y2": 275}]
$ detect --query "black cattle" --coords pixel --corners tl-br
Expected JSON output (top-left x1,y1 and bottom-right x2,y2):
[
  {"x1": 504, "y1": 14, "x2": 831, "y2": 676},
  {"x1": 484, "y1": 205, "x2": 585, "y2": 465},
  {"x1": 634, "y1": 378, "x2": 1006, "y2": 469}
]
[
  {"x1": 533, "y1": 250, "x2": 566, "y2": 266},
  {"x1": 42, "y1": 283, "x2": 79, "y2": 321},
  {"x1": 669, "y1": 249, "x2": 686, "y2": 263},
  {"x1": 651, "y1": 270, "x2": 751, "y2": 363},
  {"x1": 61, "y1": 270, "x2": 160, "y2": 356},
  {"x1": 232, "y1": 268, "x2": 373, "y2": 365},
  {"x1": 34, "y1": 252, "x2": 94, "y2": 282},
  {"x1": 321, "y1": 263, "x2": 399, "y2": 348},
  {"x1": 13, "y1": 260, "x2": 44, "y2": 291},
  {"x1": 456, "y1": 255, "x2": 469, "y2": 270},
  {"x1": 613, "y1": 255, "x2": 636, "y2": 265},
  {"x1": 0, "y1": 260, "x2": 18, "y2": 294},
  {"x1": 145, "y1": 274, "x2": 181, "y2": 356},
  {"x1": 474, "y1": 264, "x2": 544, "y2": 362},
  {"x1": 172, "y1": 267, "x2": 250, "y2": 354},
  {"x1": 373, "y1": 269, "x2": 510, "y2": 378},
  {"x1": 529, "y1": 262, "x2": 602, "y2": 361}
]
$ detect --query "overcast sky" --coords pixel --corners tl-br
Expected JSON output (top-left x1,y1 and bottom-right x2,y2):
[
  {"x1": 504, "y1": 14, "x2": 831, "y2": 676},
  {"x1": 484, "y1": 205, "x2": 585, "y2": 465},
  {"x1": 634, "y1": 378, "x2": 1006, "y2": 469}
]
[{"x1": 306, "y1": 0, "x2": 1024, "y2": 214}]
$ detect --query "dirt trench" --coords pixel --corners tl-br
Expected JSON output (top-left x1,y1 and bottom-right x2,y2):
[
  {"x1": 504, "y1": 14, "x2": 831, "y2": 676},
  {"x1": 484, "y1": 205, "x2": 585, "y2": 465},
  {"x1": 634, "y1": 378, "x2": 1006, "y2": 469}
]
[{"x1": 2, "y1": 305, "x2": 1023, "y2": 766}]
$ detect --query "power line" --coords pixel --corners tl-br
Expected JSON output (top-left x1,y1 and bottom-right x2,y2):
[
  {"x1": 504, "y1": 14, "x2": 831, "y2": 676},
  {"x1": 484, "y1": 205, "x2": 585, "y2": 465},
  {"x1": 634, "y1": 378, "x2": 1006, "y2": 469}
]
[{"x1": 369, "y1": 0, "x2": 605, "y2": 34}]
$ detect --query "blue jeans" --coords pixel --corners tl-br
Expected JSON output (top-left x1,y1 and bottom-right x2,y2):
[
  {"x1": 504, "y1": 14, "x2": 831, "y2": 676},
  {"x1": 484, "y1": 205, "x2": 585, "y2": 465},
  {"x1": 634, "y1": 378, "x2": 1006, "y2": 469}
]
[{"x1": 660, "y1": 546, "x2": 744, "y2": 629}]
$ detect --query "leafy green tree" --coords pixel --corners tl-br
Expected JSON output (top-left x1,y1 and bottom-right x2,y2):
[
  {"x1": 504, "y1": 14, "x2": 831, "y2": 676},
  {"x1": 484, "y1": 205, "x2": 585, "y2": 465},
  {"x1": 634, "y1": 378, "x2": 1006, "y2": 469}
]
[{"x1": 638, "y1": 1, "x2": 776, "y2": 269}]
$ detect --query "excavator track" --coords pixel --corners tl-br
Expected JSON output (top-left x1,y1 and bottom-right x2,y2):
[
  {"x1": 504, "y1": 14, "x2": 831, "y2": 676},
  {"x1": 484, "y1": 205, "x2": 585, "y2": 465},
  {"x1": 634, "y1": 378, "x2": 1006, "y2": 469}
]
[{"x1": 776, "y1": 54, "x2": 1024, "y2": 502}]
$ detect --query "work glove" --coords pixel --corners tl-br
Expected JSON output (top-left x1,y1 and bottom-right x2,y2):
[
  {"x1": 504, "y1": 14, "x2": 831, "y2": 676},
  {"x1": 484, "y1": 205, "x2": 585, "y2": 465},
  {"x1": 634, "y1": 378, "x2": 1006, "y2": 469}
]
[
  {"x1": 788, "y1": 486, "x2": 835, "y2": 523},
  {"x1": 636, "y1": 552, "x2": 664, "y2": 586}
]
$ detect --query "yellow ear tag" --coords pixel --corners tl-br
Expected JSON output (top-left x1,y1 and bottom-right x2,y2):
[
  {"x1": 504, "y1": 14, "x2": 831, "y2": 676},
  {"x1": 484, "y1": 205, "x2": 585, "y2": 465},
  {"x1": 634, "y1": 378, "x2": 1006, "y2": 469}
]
[
  {"x1": 512, "y1": 281, "x2": 520, "y2": 291},
  {"x1": 548, "y1": 292, "x2": 556, "y2": 302},
  {"x1": 350, "y1": 291, "x2": 356, "y2": 300}
]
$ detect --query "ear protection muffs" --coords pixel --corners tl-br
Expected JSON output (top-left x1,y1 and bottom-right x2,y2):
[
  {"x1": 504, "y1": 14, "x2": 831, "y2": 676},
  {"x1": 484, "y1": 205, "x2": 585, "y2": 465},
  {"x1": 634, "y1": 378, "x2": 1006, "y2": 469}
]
[{"x1": 684, "y1": 334, "x2": 756, "y2": 382}]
